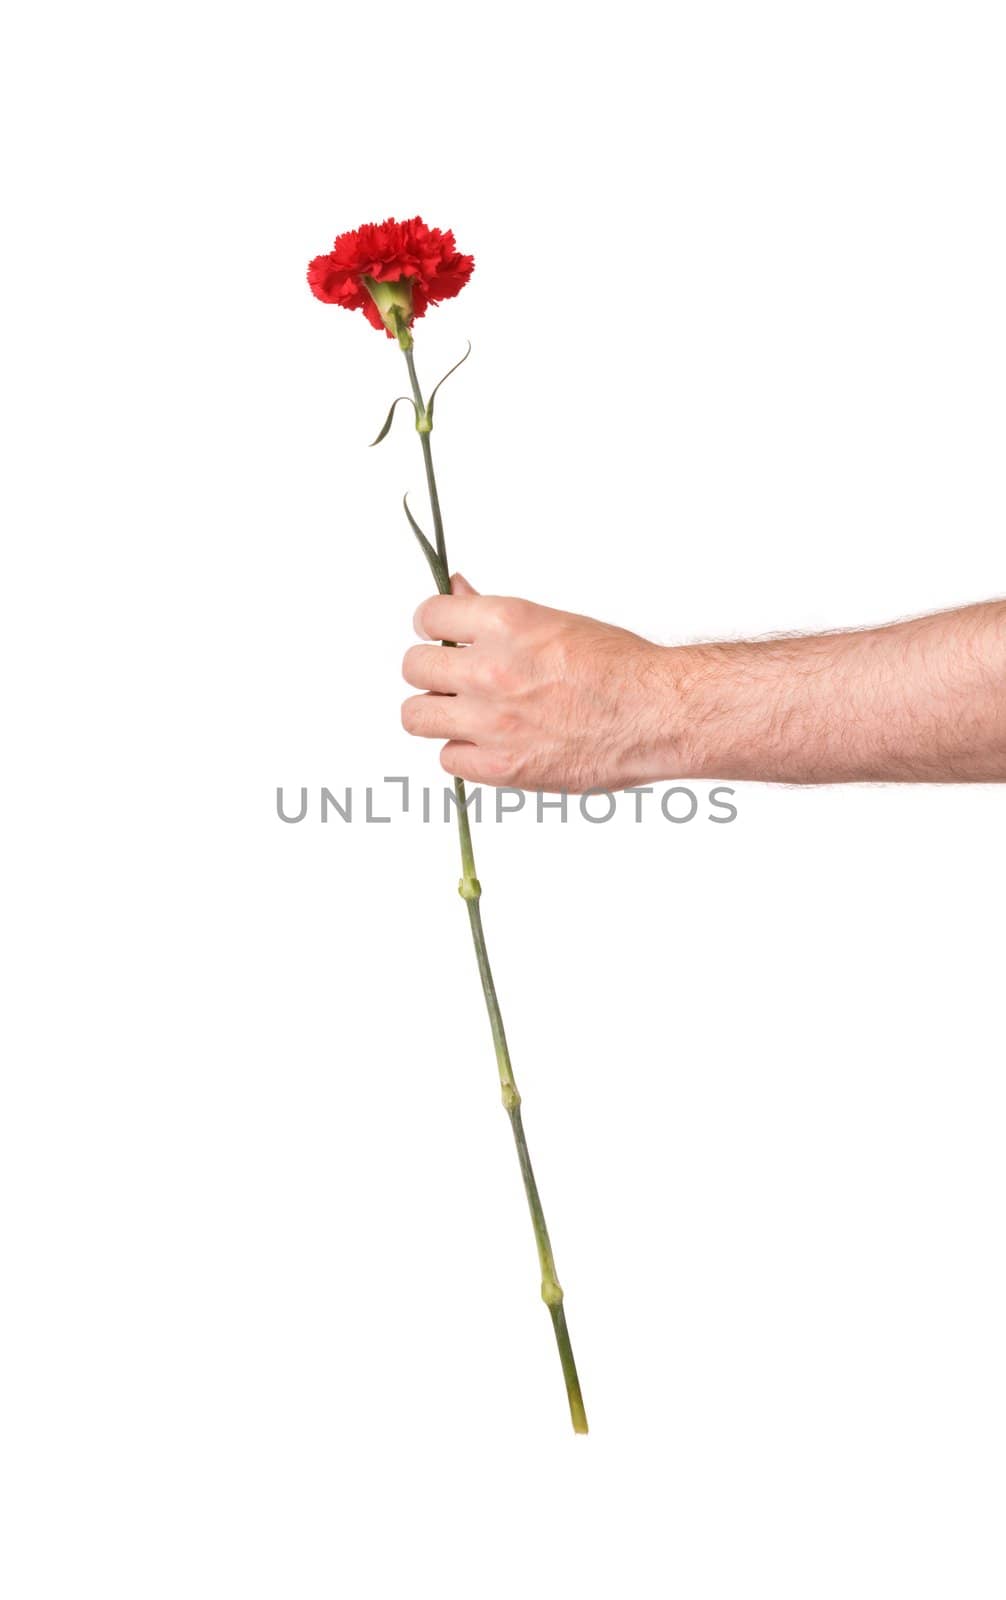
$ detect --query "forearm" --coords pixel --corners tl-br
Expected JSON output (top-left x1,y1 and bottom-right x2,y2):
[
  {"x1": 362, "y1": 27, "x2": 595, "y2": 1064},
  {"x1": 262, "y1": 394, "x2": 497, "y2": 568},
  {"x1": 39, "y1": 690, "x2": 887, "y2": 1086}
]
[{"x1": 660, "y1": 601, "x2": 1006, "y2": 784}]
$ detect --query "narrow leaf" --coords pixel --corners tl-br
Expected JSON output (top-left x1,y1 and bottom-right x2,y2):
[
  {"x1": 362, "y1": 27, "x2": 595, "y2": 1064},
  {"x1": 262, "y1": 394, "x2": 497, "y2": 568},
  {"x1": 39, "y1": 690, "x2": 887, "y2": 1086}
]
[
  {"x1": 369, "y1": 395, "x2": 417, "y2": 447},
  {"x1": 403, "y1": 494, "x2": 450, "y2": 593},
  {"x1": 426, "y1": 341, "x2": 472, "y2": 428}
]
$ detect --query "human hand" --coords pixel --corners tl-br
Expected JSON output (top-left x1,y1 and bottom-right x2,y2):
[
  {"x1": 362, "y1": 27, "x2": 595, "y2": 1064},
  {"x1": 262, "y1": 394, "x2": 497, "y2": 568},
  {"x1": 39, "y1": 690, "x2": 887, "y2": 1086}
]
[{"x1": 401, "y1": 575, "x2": 672, "y2": 792}]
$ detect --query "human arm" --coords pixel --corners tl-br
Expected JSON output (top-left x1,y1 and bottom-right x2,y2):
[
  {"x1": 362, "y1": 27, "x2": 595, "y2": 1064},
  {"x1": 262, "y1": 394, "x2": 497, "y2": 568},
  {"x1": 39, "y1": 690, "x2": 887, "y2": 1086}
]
[{"x1": 401, "y1": 581, "x2": 1006, "y2": 790}]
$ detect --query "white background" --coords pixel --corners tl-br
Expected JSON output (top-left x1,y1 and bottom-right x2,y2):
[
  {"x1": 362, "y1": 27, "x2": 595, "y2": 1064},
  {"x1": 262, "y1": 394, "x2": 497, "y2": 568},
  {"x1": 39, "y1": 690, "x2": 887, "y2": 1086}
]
[{"x1": 2, "y1": 2, "x2": 1004, "y2": 1595}]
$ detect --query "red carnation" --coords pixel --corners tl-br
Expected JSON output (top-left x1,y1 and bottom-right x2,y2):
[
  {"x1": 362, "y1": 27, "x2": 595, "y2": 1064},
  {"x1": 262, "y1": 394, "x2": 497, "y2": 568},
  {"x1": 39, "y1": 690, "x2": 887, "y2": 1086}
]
[{"x1": 307, "y1": 216, "x2": 474, "y2": 344}]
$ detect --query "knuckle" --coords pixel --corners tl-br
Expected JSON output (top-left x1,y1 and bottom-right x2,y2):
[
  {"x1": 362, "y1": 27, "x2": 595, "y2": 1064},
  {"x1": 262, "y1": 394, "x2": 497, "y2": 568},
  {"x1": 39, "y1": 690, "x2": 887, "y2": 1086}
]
[
  {"x1": 475, "y1": 652, "x2": 512, "y2": 693},
  {"x1": 491, "y1": 709, "x2": 520, "y2": 738},
  {"x1": 401, "y1": 697, "x2": 423, "y2": 733},
  {"x1": 488, "y1": 595, "x2": 525, "y2": 631},
  {"x1": 546, "y1": 636, "x2": 571, "y2": 674},
  {"x1": 484, "y1": 749, "x2": 519, "y2": 785},
  {"x1": 401, "y1": 645, "x2": 422, "y2": 684}
]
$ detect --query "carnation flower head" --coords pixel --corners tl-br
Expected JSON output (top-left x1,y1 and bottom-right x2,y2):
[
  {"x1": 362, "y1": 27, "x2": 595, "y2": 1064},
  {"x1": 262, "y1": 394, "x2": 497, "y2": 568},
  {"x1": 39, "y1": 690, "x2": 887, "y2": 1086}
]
[{"x1": 307, "y1": 216, "x2": 474, "y2": 346}]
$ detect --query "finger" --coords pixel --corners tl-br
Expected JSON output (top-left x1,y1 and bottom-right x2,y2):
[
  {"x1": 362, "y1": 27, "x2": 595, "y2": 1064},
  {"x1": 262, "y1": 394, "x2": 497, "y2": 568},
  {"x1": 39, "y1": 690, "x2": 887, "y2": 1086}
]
[
  {"x1": 450, "y1": 572, "x2": 479, "y2": 596},
  {"x1": 414, "y1": 592, "x2": 491, "y2": 643},
  {"x1": 402, "y1": 643, "x2": 473, "y2": 693},
  {"x1": 401, "y1": 693, "x2": 472, "y2": 740},
  {"x1": 438, "y1": 739, "x2": 483, "y2": 782},
  {"x1": 439, "y1": 740, "x2": 513, "y2": 786}
]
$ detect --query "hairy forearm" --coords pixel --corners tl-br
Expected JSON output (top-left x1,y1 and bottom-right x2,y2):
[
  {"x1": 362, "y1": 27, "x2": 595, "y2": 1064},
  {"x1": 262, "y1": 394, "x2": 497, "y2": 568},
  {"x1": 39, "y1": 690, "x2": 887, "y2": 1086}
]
[{"x1": 662, "y1": 601, "x2": 1006, "y2": 783}]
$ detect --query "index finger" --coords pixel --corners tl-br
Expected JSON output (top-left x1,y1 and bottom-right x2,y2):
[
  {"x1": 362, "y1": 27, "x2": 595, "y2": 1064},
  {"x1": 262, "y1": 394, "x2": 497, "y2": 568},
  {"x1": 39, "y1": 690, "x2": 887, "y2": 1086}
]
[{"x1": 414, "y1": 592, "x2": 490, "y2": 643}]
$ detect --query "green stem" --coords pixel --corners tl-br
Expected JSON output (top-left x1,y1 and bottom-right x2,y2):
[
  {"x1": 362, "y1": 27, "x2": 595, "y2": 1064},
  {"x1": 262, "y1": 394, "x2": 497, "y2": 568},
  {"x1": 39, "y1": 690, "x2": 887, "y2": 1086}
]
[
  {"x1": 404, "y1": 345, "x2": 447, "y2": 570},
  {"x1": 401, "y1": 340, "x2": 588, "y2": 1436}
]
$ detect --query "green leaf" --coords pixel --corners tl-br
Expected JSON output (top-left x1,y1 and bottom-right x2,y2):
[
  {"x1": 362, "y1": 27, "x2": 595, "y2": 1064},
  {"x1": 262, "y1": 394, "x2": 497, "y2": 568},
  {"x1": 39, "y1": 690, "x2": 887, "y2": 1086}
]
[
  {"x1": 369, "y1": 395, "x2": 417, "y2": 447},
  {"x1": 426, "y1": 341, "x2": 472, "y2": 429},
  {"x1": 403, "y1": 494, "x2": 450, "y2": 594}
]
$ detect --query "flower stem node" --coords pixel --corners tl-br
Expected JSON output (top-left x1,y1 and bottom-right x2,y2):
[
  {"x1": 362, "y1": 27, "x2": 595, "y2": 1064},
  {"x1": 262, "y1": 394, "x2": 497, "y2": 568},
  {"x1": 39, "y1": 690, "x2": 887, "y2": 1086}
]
[
  {"x1": 501, "y1": 1083, "x2": 521, "y2": 1112},
  {"x1": 458, "y1": 875, "x2": 482, "y2": 902},
  {"x1": 416, "y1": 410, "x2": 432, "y2": 435},
  {"x1": 541, "y1": 1277, "x2": 564, "y2": 1309}
]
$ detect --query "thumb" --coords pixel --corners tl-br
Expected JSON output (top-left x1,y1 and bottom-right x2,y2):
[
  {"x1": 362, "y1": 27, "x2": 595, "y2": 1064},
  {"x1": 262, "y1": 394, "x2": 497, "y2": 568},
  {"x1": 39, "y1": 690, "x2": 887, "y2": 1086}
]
[{"x1": 449, "y1": 571, "x2": 479, "y2": 597}]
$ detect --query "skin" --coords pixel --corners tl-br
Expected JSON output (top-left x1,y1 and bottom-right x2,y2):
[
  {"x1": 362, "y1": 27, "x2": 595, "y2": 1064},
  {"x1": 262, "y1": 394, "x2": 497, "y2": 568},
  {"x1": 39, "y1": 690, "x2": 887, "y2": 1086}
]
[{"x1": 401, "y1": 577, "x2": 1006, "y2": 790}]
